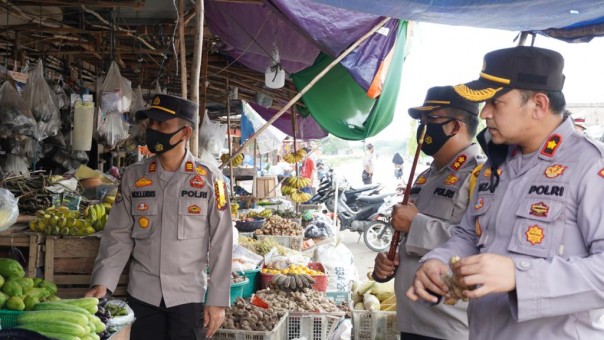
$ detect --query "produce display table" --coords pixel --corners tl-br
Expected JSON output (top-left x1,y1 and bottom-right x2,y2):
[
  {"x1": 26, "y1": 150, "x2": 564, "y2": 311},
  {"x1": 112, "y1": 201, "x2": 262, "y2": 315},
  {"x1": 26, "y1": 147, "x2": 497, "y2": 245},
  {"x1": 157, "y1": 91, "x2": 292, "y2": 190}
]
[{"x1": 108, "y1": 323, "x2": 132, "y2": 340}]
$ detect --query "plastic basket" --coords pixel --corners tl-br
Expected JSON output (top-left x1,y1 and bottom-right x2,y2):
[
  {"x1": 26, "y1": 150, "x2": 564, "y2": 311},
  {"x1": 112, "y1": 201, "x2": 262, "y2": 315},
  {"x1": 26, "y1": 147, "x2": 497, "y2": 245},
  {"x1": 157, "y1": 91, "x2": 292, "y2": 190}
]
[
  {"x1": 239, "y1": 268, "x2": 261, "y2": 298},
  {"x1": 255, "y1": 234, "x2": 303, "y2": 251},
  {"x1": 0, "y1": 309, "x2": 25, "y2": 329},
  {"x1": 230, "y1": 278, "x2": 249, "y2": 304},
  {"x1": 260, "y1": 262, "x2": 328, "y2": 292},
  {"x1": 352, "y1": 310, "x2": 399, "y2": 340},
  {"x1": 286, "y1": 312, "x2": 344, "y2": 340},
  {"x1": 213, "y1": 312, "x2": 288, "y2": 340}
]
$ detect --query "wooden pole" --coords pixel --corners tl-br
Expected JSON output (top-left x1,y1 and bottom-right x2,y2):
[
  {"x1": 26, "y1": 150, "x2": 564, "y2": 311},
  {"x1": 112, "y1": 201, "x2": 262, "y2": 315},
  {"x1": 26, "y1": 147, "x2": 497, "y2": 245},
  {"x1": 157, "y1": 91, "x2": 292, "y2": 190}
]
[
  {"x1": 219, "y1": 17, "x2": 392, "y2": 169},
  {"x1": 189, "y1": 0, "x2": 204, "y2": 155},
  {"x1": 178, "y1": 0, "x2": 187, "y2": 99},
  {"x1": 227, "y1": 75, "x2": 235, "y2": 195}
]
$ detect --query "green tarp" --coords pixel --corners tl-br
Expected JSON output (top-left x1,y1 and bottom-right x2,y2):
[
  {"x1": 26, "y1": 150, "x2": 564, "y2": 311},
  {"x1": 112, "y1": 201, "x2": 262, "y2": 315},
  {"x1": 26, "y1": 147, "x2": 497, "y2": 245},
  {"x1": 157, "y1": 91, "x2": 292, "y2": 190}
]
[{"x1": 292, "y1": 21, "x2": 407, "y2": 140}]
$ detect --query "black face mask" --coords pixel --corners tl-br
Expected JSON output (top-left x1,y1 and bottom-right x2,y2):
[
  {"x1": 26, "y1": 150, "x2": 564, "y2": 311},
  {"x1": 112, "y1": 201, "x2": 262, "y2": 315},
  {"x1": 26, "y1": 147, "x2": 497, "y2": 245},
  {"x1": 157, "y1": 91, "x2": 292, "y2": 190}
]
[
  {"x1": 145, "y1": 127, "x2": 185, "y2": 154},
  {"x1": 416, "y1": 119, "x2": 455, "y2": 156}
]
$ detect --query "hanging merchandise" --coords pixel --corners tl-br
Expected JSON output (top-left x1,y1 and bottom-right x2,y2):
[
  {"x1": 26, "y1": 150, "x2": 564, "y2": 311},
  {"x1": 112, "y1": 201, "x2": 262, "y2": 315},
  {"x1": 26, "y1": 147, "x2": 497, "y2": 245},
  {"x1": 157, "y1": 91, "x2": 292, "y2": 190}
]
[
  {"x1": 99, "y1": 61, "x2": 132, "y2": 114},
  {"x1": 199, "y1": 110, "x2": 228, "y2": 158},
  {"x1": 72, "y1": 98, "x2": 95, "y2": 151},
  {"x1": 0, "y1": 189, "x2": 19, "y2": 231},
  {"x1": 130, "y1": 85, "x2": 146, "y2": 122},
  {"x1": 97, "y1": 62, "x2": 132, "y2": 148},
  {"x1": 0, "y1": 154, "x2": 30, "y2": 177},
  {"x1": 0, "y1": 81, "x2": 36, "y2": 138},
  {"x1": 240, "y1": 100, "x2": 286, "y2": 154},
  {"x1": 265, "y1": 45, "x2": 285, "y2": 89},
  {"x1": 21, "y1": 60, "x2": 61, "y2": 141}
]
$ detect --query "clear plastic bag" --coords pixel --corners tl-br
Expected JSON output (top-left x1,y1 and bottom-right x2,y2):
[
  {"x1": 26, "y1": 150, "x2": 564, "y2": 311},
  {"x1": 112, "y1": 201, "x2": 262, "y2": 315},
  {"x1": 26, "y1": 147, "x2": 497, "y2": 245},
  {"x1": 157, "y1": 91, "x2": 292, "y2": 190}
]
[
  {"x1": 130, "y1": 85, "x2": 146, "y2": 122},
  {"x1": 98, "y1": 112, "x2": 129, "y2": 149},
  {"x1": 199, "y1": 110, "x2": 227, "y2": 156},
  {"x1": 0, "y1": 189, "x2": 19, "y2": 231},
  {"x1": 1, "y1": 154, "x2": 30, "y2": 177},
  {"x1": 0, "y1": 81, "x2": 36, "y2": 138},
  {"x1": 99, "y1": 62, "x2": 132, "y2": 114},
  {"x1": 22, "y1": 60, "x2": 61, "y2": 140}
]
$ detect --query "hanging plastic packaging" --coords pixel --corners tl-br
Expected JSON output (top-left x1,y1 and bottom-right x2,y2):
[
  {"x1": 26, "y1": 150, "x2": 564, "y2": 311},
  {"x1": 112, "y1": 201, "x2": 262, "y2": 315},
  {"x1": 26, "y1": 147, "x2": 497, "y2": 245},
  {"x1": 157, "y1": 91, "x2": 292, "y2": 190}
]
[
  {"x1": 0, "y1": 189, "x2": 18, "y2": 232},
  {"x1": 22, "y1": 60, "x2": 61, "y2": 140},
  {"x1": 0, "y1": 81, "x2": 36, "y2": 138},
  {"x1": 99, "y1": 62, "x2": 132, "y2": 114},
  {"x1": 72, "y1": 101, "x2": 95, "y2": 151},
  {"x1": 130, "y1": 85, "x2": 146, "y2": 122}
]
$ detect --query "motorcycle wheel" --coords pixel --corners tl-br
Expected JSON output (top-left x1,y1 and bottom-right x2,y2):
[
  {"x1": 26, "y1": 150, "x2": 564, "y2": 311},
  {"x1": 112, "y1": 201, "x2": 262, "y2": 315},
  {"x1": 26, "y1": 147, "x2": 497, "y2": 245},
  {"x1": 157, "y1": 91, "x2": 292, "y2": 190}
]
[{"x1": 363, "y1": 221, "x2": 394, "y2": 252}]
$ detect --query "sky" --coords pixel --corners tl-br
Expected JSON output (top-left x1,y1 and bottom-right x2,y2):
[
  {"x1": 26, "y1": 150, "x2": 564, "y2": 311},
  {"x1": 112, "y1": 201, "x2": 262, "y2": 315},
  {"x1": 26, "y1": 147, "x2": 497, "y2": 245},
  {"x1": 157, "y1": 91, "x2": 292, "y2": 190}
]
[{"x1": 373, "y1": 22, "x2": 604, "y2": 143}]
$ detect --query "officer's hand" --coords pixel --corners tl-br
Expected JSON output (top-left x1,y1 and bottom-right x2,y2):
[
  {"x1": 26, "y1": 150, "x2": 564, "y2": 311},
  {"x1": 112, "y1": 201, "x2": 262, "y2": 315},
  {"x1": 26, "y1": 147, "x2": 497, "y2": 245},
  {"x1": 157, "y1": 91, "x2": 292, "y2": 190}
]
[
  {"x1": 84, "y1": 285, "x2": 107, "y2": 298},
  {"x1": 450, "y1": 253, "x2": 515, "y2": 299},
  {"x1": 406, "y1": 259, "x2": 449, "y2": 303},
  {"x1": 204, "y1": 305, "x2": 225, "y2": 338},
  {"x1": 373, "y1": 252, "x2": 399, "y2": 280},
  {"x1": 391, "y1": 203, "x2": 418, "y2": 233}
]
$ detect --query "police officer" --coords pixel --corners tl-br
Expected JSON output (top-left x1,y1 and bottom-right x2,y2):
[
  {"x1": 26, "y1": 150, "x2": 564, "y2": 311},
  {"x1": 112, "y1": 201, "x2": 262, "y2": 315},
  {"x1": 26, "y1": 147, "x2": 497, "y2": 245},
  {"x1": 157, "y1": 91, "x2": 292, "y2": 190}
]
[
  {"x1": 373, "y1": 86, "x2": 481, "y2": 340},
  {"x1": 86, "y1": 94, "x2": 233, "y2": 339},
  {"x1": 408, "y1": 46, "x2": 604, "y2": 339}
]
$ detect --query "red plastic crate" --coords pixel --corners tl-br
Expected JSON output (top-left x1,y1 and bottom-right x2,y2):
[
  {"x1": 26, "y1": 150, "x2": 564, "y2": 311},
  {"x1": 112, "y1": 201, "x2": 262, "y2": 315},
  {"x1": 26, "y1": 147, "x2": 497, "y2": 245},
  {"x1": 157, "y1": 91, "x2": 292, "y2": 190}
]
[{"x1": 260, "y1": 262, "x2": 328, "y2": 292}]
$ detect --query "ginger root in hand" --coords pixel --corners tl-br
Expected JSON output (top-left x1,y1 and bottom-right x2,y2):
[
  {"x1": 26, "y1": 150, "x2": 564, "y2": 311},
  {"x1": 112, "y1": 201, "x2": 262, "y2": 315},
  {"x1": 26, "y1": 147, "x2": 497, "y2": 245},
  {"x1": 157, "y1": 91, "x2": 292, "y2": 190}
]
[{"x1": 441, "y1": 256, "x2": 476, "y2": 305}]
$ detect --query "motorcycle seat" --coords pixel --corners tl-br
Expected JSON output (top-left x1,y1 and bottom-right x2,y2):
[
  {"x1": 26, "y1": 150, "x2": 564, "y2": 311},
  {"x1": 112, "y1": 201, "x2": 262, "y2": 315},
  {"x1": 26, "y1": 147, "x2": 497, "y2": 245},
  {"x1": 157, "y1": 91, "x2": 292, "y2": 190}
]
[
  {"x1": 344, "y1": 184, "x2": 381, "y2": 196},
  {"x1": 357, "y1": 193, "x2": 392, "y2": 204}
]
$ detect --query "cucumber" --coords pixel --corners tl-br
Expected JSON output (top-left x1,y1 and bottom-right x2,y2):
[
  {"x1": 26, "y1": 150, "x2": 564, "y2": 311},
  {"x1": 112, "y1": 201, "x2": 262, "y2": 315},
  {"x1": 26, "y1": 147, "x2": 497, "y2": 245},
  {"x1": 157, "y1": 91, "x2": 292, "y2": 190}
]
[
  {"x1": 56, "y1": 297, "x2": 99, "y2": 314},
  {"x1": 16, "y1": 310, "x2": 89, "y2": 328},
  {"x1": 17, "y1": 321, "x2": 87, "y2": 337},
  {"x1": 34, "y1": 301, "x2": 91, "y2": 315},
  {"x1": 19, "y1": 329, "x2": 81, "y2": 340}
]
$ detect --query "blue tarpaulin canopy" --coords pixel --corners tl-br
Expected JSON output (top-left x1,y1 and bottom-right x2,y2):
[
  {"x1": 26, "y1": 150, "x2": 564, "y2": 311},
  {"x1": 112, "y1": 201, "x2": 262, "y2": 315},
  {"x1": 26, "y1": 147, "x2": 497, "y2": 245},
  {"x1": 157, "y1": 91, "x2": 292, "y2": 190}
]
[{"x1": 310, "y1": 0, "x2": 604, "y2": 43}]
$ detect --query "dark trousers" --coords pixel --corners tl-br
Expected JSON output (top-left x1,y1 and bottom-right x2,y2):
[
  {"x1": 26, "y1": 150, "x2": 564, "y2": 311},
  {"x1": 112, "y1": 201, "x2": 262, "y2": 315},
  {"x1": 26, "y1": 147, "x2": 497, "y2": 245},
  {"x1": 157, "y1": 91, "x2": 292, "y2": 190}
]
[
  {"x1": 401, "y1": 333, "x2": 444, "y2": 340},
  {"x1": 129, "y1": 295, "x2": 205, "y2": 340}
]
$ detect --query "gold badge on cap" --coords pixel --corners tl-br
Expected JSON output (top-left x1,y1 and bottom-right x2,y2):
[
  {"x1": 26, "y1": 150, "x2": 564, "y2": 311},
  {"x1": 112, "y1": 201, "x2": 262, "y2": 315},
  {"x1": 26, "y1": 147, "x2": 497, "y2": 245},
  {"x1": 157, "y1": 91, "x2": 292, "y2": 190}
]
[
  {"x1": 525, "y1": 225, "x2": 544, "y2": 245},
  {"x1": 152, "y1": 96, "x2": 160, "y2": 106},
  {"x1": 154, "y1": 143, "x2": 164, "y2": 152}
]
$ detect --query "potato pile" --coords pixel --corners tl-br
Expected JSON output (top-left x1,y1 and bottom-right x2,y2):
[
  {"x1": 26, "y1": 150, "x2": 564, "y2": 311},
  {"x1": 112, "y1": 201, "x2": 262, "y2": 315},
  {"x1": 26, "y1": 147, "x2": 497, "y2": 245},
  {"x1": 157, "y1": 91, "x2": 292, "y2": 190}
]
[{"x1": 254, "y1": 215, "x2": 303, "y2": 236}]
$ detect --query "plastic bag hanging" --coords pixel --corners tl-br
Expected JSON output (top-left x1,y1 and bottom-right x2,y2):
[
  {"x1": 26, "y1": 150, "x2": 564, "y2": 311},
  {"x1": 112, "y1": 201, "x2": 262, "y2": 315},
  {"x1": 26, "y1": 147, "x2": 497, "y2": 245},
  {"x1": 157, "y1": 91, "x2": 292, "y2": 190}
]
[
  {"x1": 22, "y1": 60, "x2": 61, "y2": 140},
  {"x1": 130, "y1": 85, "x2": 146, "y2": 123},
  {"x1": 99, "y1": 61, "x2": 132, "y2": 114},
  {"x1": 0, "y1": 81, "x2": 36, "y2": 138},
  {"x1": 0, "y1": 189, "x2": 19, "y2": 231}
]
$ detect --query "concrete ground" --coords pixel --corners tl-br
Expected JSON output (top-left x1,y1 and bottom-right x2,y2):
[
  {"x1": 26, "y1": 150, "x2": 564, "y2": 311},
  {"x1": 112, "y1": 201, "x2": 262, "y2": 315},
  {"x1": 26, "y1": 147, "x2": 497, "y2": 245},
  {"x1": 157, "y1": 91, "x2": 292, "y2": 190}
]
[{"x1": 338, "y1": 228, "x2": 381, "y2": 280}]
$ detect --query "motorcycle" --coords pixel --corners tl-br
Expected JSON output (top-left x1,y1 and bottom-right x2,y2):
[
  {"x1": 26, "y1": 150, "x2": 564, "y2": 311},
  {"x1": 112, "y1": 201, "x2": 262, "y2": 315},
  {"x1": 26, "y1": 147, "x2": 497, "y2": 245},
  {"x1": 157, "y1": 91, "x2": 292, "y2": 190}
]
[
  {"x1": 363, "y1": 195, "x2": 402, "y2": 252},
  {"x1": 309, "y1": 169, "x2": 382, "y2": 209}
]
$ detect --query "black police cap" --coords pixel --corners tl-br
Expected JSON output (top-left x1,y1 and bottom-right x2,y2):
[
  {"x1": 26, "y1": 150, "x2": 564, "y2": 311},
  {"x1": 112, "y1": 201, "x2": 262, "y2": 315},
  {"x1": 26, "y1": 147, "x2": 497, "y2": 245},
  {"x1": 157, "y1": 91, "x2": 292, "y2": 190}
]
[
  {"x1": 454, "y1": 46, "x2": 565, "y2": 102},
  {"x1": 408, "y1": 85, "x2": 479, "y2": 119},
  {"x1": 136, "y1": 94, "x2": 197, "y2": 124}
]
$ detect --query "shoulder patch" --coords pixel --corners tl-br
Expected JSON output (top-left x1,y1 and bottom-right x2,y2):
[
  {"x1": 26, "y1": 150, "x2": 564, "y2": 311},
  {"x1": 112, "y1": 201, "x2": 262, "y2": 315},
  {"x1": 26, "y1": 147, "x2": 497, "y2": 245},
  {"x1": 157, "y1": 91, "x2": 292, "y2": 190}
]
[
  {"x1": 415, "y1": 175, "x2": 427, "y2": 185},
  {"x1": 598, "y1": 168, "x2": 604, "y2": 178},
  {"x1": 540, "y1": 134, "x2": 562, "y2": 157},
  {"x1": 149, "y1": 161, "x2": 157, "y2": 173},
  {"x1": 214, "y1": 180, "x2": 227, "y2": 210},
  {"x1": 185, "y1": 161, "x2": 194, "y2": 172},
  {"x1": 450, "y1": 154, "x2": 467, "y2": 172}
]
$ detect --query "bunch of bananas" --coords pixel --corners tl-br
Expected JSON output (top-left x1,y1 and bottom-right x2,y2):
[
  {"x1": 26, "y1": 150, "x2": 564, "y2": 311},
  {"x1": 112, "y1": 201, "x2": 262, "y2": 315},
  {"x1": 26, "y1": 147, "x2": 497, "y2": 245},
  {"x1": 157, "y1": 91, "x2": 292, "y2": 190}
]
[
  {"x1": 269, "y1": 273, "x2": 316, "y2": 292},
  {"x1": 246, "y1": 209, "x2": 272, "y2": 219},
  {"x1": 290, "y1": 190, "x2": 311, "y2": 203},
  {"x1": 220, "y1": 153, "x2": 244, "y2": 167},
  {"x1": 281, "y1": 185, "x2": 295, "y2": 196},
  {"x1": 283, "y1": 149, "x2": 307, "y2": 164},
  {"x1": 230, "y1": 202, "x2": 240, "y2": 216},
  {"x1": 28, "y1": 204, "x2": 108, "y2": 236},
  {"x1": 284, "y1": 176, "x2": 310, "y2": 189}
]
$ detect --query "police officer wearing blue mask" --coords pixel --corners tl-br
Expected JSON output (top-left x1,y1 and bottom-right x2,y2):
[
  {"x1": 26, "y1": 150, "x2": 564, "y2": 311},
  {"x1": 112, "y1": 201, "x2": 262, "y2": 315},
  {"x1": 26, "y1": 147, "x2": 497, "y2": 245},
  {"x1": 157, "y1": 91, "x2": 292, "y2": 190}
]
[{"x1": 87, "y1": 94, "x2": 233, "y2": 340}]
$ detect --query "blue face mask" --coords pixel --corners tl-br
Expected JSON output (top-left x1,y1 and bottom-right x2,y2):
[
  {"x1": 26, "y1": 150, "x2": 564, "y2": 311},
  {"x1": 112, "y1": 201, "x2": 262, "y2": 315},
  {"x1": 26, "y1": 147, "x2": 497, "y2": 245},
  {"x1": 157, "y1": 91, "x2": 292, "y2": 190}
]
[{"x1": 145, "y1": 127, "x2": 185, "y2": 154}]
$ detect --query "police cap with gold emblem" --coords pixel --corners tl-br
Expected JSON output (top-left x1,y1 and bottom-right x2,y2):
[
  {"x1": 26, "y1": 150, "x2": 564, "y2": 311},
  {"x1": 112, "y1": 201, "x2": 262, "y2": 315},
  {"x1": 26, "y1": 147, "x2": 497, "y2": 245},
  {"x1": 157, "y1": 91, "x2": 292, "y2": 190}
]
[
  {"x1": 408, "y1": 85, "x2": 479, "y2": 119},
  {"x1": 454, "y1": 46, "x2": 565, "y2": 102},
  {"x1": 136, "y1": 94, "x2": 197, "y2": 124}
]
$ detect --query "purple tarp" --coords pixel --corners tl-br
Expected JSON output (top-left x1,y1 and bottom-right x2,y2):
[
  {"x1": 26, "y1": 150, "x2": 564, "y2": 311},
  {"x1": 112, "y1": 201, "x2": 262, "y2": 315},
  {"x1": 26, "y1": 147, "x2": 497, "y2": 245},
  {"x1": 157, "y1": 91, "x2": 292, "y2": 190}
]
[{"x1": 249, "y1": 102, "x2": 328, "y2": 140}]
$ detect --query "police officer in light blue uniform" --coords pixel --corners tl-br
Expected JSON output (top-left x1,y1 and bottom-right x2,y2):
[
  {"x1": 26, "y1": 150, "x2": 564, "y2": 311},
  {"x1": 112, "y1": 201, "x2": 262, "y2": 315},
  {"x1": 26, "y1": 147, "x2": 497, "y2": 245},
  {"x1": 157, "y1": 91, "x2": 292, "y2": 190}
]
[{"x1": 408, "y1": 46, "x2": 604, "y2": 339}]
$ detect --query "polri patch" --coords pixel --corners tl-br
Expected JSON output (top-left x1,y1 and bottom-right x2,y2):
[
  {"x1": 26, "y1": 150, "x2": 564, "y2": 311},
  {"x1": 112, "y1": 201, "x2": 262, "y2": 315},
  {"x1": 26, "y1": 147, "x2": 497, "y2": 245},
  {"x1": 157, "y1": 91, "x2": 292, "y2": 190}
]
[
  {"x1": 139, "y1": 216, "x2": 150, "y2": 229},
  {"x1": 149, "y1": 161, "x2": 157, "y2": 173},
  {"x1": 525, "y1": 225, "x2": 544, "y2": 245},
  {"x1": 215, "y1": 180, "x2": 227, "y2": 210},
  {"x1": 135, "y1": 177, "x2": 153, "y2": 187},
  {"x1": 529, "y1": 202, "x2": 549, "y2": 218},
  {"x1": 540, "y1": 134, "x2": 562, "y2": 157},
  {"x1": 444, "y1": 174, "x2": 459, "y2": 186},
  {"x1": 136, "y1": 203, "x2": 148, "y2": 212},
  {"x1": 190, "y1": 175, "x2": 205, "y2": 189},
  {"x1": 187, "y1": 205, "x2": 201, "y2": 214},
  {"x1": 415, "y1": 175, "x2": 427, "y2": 185},
  {"x1": 185, "y1": 161, "x2": 194, "y2": 172},
  {"x1": 544, "y1": 164, "x2": 567, "y2": 179},
  {"x1": 450, "y1": 154, "x2": 467, "y2": 172}
]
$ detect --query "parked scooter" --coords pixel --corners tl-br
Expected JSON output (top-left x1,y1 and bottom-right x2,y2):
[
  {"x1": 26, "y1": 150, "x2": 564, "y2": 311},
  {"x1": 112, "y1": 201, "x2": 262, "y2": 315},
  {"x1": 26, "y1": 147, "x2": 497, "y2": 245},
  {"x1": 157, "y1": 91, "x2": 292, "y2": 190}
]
[
  {"x1": 363, "y1": 195, "x2": 402, "y2": 252},
  {"x1": 309, "y1": 169, "x2": 382, "y2": 209}
]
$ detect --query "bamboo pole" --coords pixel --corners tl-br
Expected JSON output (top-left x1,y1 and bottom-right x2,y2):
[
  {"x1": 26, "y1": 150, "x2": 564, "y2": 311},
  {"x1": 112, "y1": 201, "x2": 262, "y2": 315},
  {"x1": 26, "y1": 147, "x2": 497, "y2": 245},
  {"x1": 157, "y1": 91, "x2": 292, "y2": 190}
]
[
  {"x1": 227, "y1": 75, "x2": 235, "y2": 196},
  {"x1": 178, "y1": 0, "x2": 188, "y2": 99},
  {"x1": 219, "y1": 17, "x2": 392, "y2": 169},
  {"x1": 189, "y1": 0, "x2": 204, "y2": 155}
]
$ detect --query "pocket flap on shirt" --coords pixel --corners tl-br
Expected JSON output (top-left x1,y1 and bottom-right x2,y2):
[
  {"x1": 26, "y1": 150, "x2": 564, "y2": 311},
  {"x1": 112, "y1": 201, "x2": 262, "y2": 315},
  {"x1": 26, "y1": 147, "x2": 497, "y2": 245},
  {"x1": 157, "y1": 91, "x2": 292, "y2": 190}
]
[{"x1": 515, "y1": 199, "x2": 563, "y2": 222}]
